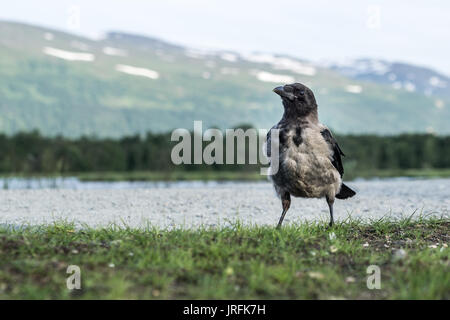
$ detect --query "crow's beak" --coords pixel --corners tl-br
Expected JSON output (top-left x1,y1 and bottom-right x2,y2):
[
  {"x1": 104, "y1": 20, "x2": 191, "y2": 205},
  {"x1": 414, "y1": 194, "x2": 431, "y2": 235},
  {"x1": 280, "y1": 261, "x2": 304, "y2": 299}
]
[
  {"x1": 273, "y1": 86, "x2": 294, "y2": 101},
  {"x1": 273, "y1": 86, "x2": 284, "y2": 96}
]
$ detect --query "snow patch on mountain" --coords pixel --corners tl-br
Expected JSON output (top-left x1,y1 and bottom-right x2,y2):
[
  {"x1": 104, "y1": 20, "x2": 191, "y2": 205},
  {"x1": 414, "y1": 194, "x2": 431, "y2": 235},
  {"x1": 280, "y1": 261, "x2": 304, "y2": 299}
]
[
  {"x1": 392, "y1": 81, "x2": 416, "y2": 92},
  {"x1": 404, "y1": 82, "x2": 416, "y2": 92},
  {"x1": 70, "y1": 41, "x2": 90, "y2": 51},
  {"x1": 322, "y1": 58, "x2": 390, "y2": 76},
  {"x1": 43, "y1": 32, "x2": 54, "y2": 41},
  {"x1": 434, "y1": 99, "x2": 444, "y2": 109},
  {"x1": 254, "y1": 71, "x2": 295, "y2": 83},
  {"x1": 221, "y1": 67, "x2": 239, "y2": 75},
  {"x1": 185, "y1": 48, "x2": 215, "y2": 59},
  {"x1": 324, "y1": 58, "x2": 450, "y2": 97},
  {"x1": 429, "y1": 76, "x2": 447, "y2": 88},
  {"x1": 220, "y1": 53, "x2": 238, "y2": 62},
  {"x1": 202, "y1": 71, "x2": 211, "y2": 79},
  {"x1": 103, "y1": 47, "x2": 127, "y2": 57},
  {"x1": 243, "y1": 53, "x2": 316, "y2": 76},
  {"x1": 345, "y1": 85, "x2": 363, "y2": 94},
  {"x1": 115, "y1": 64, "x2": 159, "y2": 79},
  {"x1": 43, "y1": 47, "x2": 95, "y2": 62}
]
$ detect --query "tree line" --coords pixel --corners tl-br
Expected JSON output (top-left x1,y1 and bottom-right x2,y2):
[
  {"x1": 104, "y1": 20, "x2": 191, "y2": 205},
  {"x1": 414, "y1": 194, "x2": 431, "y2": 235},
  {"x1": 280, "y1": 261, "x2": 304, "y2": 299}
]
[{"x1": 0, "y1": 130, "x2": 448, "y2": 175}]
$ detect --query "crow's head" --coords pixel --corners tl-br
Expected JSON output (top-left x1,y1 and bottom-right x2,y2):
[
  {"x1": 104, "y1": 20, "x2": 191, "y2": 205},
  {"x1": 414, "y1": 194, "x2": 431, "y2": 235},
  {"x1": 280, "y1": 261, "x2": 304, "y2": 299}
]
[{"x1": 273, "y1": 83, "x2": 317, "y2": 117}]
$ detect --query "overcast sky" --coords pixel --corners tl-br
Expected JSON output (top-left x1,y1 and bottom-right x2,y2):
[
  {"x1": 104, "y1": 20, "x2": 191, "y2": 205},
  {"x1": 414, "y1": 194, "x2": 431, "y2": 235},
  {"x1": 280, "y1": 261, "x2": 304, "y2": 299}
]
[{"x1": 1, "y1": 0, "x2": 449, "y2": 75}]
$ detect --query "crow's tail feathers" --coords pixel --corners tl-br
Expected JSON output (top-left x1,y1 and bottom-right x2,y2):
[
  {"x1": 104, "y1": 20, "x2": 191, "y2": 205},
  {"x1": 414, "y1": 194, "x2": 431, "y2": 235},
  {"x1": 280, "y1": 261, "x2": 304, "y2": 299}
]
[{"x1": 336, "y1": 183, "x2": 356, "y2": 199}]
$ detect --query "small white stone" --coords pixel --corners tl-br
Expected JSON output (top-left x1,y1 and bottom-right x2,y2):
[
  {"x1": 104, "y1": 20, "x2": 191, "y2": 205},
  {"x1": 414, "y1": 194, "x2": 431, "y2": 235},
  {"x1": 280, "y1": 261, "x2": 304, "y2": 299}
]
[
  {"x1": 345, "y1": 276, "x2": 356, "y2": 283},
  {"x1": 392, "y1": 249, "x2": 407, "y2": 261},
  {"x1": 308, "y1": 272, "x2": 325, "y2": 280}
]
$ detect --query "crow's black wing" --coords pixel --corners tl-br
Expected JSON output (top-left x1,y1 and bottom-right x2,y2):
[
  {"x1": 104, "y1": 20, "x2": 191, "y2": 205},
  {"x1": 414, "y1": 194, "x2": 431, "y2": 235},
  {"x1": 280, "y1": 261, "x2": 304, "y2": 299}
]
[
  {"x1": 265, "y1": 125, "x2": 277, "y2": 158},
  {"x1": 321, "y1": 128, "x2": 345, "y2": 177}
]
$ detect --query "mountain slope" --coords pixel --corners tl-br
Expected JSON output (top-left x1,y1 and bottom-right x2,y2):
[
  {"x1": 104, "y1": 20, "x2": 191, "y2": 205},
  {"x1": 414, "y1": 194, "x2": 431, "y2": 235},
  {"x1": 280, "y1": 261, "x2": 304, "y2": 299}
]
[
  {"x1": 323, "y1": 58, "x2": 450, "y2": 98},
  {"x1": 0, "y1": 21, "x2": 449, "y2": 137}
]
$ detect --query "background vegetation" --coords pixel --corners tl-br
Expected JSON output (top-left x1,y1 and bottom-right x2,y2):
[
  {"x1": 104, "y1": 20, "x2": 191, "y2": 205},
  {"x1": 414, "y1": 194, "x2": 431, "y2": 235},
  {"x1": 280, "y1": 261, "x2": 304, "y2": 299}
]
[{"x1": 1, "y1": 130, "x2": 449, "y2": 180}]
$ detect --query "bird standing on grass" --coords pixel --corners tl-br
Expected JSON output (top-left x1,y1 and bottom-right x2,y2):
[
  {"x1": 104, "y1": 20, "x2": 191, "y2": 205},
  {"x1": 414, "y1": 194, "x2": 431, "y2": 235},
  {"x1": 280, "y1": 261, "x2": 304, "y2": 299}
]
[{"x1": 266, "y1": 83, "x2": 356, "y2": 228}]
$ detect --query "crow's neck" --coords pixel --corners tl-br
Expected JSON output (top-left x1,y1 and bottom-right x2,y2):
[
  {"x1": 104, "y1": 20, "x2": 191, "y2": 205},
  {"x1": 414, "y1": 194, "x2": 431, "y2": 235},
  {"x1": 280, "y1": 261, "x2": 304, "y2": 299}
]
[{"x1": 282, "y1": 108, "x2": 319, "y2": 124}]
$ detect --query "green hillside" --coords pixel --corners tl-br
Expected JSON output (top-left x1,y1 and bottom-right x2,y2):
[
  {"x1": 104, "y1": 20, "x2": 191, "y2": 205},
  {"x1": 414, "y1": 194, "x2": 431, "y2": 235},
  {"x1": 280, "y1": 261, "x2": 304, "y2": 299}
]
[{"x1": 0, "y1": 21, "x2": 449, "y2": 137}]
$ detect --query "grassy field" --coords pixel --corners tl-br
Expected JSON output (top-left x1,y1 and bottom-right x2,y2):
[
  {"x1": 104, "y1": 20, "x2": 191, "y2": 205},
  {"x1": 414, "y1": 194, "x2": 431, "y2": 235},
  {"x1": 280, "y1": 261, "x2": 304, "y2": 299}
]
[{"x1": 0, "y1": 218, "x2": 448, "y2": 299}]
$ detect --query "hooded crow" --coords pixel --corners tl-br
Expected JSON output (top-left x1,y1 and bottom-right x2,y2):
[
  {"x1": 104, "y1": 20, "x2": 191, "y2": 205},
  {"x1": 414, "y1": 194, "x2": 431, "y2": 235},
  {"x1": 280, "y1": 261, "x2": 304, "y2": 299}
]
[{"x1": 266, "y1": 83, "x2": 356, "y2": 228}]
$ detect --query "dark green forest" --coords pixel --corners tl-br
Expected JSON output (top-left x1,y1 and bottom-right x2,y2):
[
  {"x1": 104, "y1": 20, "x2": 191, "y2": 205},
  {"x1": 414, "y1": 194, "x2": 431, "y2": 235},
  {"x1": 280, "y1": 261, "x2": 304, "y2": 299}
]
[{"x1": 0, "y1": 130, "x2": 449, "y2": 179}]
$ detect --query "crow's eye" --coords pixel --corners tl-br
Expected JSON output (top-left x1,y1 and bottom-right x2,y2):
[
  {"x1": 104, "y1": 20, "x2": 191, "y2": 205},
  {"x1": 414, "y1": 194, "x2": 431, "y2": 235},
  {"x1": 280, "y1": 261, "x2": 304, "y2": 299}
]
[{"x1": 298, "y1": 91, "x2": 305, "y2": 97}]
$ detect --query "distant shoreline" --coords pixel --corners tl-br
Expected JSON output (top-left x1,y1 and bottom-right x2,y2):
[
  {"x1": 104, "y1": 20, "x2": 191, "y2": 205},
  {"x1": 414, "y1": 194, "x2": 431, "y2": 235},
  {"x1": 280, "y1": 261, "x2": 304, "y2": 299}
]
[{"x1": 1, "y1": 168, "x2": 450, "y2": 182}]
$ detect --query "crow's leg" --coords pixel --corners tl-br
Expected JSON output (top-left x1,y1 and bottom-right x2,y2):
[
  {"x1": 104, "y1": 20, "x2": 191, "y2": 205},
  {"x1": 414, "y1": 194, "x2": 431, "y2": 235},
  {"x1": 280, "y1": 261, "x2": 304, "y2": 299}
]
[
  {"x1": 276, "y1": 192, "x2": 291, "y2": 229},
  {"x1": 326, "y1": 196, "x2": 335, "y2": 227}
]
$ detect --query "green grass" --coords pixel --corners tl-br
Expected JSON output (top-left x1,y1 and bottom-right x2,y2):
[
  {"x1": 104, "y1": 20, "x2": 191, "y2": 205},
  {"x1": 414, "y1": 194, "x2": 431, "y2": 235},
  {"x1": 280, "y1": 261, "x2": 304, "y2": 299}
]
[{"x1": 0, "y1": 218, "x2": 448, "y2": 299}]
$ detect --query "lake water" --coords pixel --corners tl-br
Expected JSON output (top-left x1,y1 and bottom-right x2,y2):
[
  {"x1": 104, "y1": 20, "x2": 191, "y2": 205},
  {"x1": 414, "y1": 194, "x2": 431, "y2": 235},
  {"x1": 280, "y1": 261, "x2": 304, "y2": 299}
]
[
  {"x1": 0, "y1": 177, "x2": 442, "y2": 190},
  {"x1": 0, "y1": 176, "x2": 266, "y2": 190},
  {"x1": 0, "y1": 176, "x2": 428, "y2": 190},
  {"x1": 0, "y1": 177, "x2": 448, "y2": 227}
]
